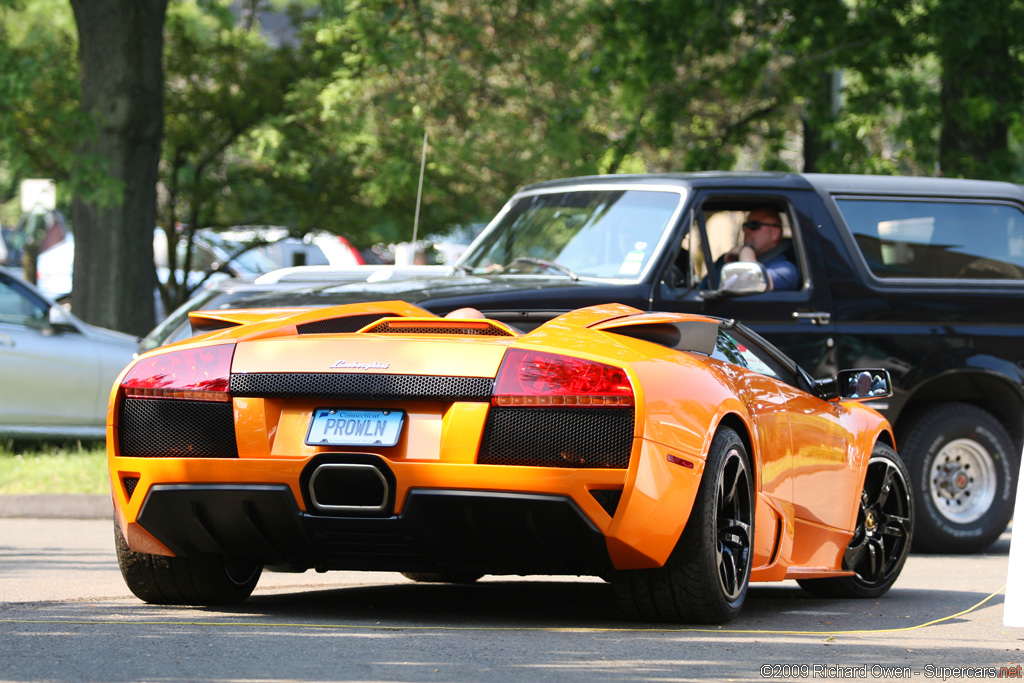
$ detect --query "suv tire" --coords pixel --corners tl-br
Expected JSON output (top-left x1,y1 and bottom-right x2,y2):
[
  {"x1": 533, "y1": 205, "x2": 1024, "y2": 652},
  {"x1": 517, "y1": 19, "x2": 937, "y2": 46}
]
[{"x1": 900, "y1": 403, "x2": 1017, "y2": 553}]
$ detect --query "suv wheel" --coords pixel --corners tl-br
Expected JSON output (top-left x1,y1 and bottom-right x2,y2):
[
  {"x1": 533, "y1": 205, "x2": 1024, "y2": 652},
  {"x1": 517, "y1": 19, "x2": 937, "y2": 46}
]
[{"x1": 900, "y1": 403, "x2": 1017, "y2": 553}]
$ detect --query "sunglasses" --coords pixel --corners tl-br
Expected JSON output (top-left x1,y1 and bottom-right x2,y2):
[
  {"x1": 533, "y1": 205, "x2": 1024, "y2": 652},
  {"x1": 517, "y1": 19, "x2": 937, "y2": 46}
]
[{"x1": 742, "y1": 220, "x2": 781, "y2": 231}]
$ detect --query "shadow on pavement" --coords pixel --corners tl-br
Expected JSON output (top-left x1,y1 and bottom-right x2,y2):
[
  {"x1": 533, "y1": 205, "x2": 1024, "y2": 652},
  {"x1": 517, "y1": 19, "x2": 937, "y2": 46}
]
[{"x1": 193, "y1": 576, "x2": 1002, "y2": 634}]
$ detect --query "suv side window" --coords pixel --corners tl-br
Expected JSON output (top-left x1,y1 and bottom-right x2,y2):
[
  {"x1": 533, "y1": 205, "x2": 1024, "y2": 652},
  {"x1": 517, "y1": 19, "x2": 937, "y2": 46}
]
[
  {"x1": 687, "y1": 199, "x2": 803, "y2": 292},
  {"x1": 836, "y1": 198, "x2": 1024, "y2": 280}
]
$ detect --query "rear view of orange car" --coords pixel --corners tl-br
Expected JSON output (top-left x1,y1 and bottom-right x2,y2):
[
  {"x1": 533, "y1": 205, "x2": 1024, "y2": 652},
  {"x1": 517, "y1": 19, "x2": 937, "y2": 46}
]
[{"x1": 107, "y1": 301, "x2": 912, "y2": 623}]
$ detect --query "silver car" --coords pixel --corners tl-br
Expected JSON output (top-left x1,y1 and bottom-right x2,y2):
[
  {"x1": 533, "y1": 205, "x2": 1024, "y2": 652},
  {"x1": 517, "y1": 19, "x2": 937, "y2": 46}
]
[{"x1": 0, "y1": 265, "x2": 138, "y2": 439}]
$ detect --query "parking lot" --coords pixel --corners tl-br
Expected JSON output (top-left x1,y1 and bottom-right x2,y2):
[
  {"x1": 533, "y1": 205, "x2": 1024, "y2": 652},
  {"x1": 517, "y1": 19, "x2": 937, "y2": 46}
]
[{"x1": 1, "y1": 514, "x2": 1019, "y2": 682}]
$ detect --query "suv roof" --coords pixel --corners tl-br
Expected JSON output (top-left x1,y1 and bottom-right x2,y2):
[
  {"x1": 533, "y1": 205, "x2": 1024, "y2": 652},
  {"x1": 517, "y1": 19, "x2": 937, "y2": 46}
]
[{"x1": 520, "y1": 171, "x2": 1024, "y2": 200}]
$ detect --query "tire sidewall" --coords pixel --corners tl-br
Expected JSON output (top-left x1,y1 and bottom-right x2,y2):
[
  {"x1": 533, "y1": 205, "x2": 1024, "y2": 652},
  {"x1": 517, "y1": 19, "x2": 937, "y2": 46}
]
[{"x1": 685, "y1": 427, "x2": 752, "y2": 618}]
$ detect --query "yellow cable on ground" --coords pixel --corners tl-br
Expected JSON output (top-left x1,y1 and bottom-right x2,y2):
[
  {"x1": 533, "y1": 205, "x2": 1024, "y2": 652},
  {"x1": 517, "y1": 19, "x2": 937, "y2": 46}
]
[{"x1": 0, "y1": 585, "x2": 1005, "y2": 636}]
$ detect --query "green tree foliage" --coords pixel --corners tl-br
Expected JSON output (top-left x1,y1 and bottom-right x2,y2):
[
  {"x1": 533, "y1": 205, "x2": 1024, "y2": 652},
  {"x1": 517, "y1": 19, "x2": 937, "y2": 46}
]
[
  {"x1": 785, "y1": 0, "x2": 941, "y2": 175},
  {"x1": 0, "y1": 0, "x2": 82, "y2": 216},
  {"x1": 5, "y1": 0, "x2": 1024, "y2": 336},
  {"x1": 783, "y1": 0, "x2": 1024, "y2": 180},
  {"x1": 157, "y1": 0, "x2": 305, "y2": 310},
  {"x1": 931, "y1": 0, "x2": 1024, "y2": 178},
  {"x1": 272, "y1": 0, "x2": 609, "y2": 244},
  {"x1": 586, "y1": 0, "x2": 932, "y2": 173},
  {"x1": 588, "y1": 0, "x2": 805, "y2": 172},
  {"x1": 587, "y1": 0, "x2": 1024, "y2": 181}
]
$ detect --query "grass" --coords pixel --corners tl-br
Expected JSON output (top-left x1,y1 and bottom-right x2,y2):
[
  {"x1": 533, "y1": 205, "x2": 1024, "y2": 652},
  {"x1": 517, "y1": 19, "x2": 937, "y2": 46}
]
[{"x1": 0, "y1": 440, "x2": 108, "y2": 495}]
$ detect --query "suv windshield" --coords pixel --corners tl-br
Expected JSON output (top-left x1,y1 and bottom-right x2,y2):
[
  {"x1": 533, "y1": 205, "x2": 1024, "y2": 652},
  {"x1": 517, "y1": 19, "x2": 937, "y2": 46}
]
[{"x1": 460, "y1": 189, "x2": 683, "y2": 280}]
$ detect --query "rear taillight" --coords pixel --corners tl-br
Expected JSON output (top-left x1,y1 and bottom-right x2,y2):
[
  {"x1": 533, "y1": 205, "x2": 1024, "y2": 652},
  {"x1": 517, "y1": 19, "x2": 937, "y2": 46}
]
[
  {"x1": 121, "y1": 344, "x2": 235, "y2": 402},
  {"x1": 492, "y1": 349, "x2": 633, "y2": 407}
]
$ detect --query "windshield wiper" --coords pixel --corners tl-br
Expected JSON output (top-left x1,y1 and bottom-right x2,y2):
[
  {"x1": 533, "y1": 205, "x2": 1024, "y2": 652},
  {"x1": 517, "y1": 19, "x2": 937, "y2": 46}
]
[{"x1": 504, "y1": 256, "x2": 579, "y2": 281}]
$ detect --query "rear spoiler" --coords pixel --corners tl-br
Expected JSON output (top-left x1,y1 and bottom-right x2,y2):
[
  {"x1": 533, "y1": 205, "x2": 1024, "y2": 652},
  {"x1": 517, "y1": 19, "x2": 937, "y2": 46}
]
[
  {"x1": 188, "y1": 308, "x2": 315, "y2": 335},
  {"x1": 186, "y1": 300, "x2": 507, "y2": 339}
]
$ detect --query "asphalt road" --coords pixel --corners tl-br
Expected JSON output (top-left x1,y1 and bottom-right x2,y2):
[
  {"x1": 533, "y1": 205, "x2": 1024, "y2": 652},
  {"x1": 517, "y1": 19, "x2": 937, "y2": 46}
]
[{"x1": 0, "y1": 515, "x2": 1021, "y2": 683}]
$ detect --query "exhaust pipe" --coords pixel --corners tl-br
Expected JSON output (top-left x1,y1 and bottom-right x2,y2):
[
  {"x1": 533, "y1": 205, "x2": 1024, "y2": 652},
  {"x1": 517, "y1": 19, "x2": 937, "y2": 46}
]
[{"x1": 308, "y1": 463, "x2": 389, "y2": 513}]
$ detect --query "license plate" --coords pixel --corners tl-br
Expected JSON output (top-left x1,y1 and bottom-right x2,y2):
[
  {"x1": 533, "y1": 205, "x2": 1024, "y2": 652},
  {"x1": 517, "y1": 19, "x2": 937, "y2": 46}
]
[{"x1": 305, "y1": 408, "x2": 405, "y2": 447}]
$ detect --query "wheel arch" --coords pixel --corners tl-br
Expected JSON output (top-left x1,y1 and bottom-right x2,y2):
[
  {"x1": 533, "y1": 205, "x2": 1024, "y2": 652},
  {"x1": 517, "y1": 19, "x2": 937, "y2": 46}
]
[
  {"x1": 875, "y1": 426, "x2": 895, "y2": 451},
  {"x1": 651, "y1": 412, "x2": 754, "y2": 569},
  {"x1": 894, "y1": 368, "x2": 1024, "y2": 451},
  {"x1": 715, "y1": 412, "x2": 755, "y2": 481}
]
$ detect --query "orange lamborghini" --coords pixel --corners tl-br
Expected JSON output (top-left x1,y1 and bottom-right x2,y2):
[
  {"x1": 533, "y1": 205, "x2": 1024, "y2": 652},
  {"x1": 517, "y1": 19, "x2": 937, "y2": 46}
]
[{"x1": 107, "y1": 301, "x2": 912, "y2": 623}]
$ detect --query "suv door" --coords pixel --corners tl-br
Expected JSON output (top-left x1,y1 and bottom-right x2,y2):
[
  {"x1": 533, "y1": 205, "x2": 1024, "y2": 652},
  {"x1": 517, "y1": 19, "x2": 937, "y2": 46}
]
[
  {"x1": 652, "y1": 188, "x2": 839, "y2": 378},
  {"x1": 823, "y1": 193, "x2": 1024, "y2": 553}
]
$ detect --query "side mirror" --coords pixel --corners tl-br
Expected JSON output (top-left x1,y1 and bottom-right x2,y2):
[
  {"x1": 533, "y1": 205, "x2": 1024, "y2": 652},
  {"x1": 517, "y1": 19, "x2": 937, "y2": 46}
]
[
  {"x1": 47, "y1": 304, "x2": 77, "y2": 331},
  {"x1": 836, "y1": 368, "x2": 892, "y2": 400},
  {"x1": 716, "y1": 262, "x2": 769, "y2": 297}
]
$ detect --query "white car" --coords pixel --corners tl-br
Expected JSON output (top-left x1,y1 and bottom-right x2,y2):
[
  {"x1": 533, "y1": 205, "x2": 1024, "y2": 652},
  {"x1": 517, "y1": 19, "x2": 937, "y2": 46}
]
[
  {"x1": 36, "y1": 227, "x2": 368, "y2": 303},
  {"x1": 0, "y1": 265, "x2": 138, "y2": 439}
]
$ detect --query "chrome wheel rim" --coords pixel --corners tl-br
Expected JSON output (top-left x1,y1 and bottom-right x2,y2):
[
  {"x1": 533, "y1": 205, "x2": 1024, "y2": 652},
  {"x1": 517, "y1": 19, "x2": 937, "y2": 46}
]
[
  {"x1": 845, "y1": 455, "x2": 912, "y2": 585},
  {"x1": 929, "y1": 438, "x2": 997, "y2": 525},
  {"x1": 716, "y1": 448, "x2": 752, "y2": 601}
]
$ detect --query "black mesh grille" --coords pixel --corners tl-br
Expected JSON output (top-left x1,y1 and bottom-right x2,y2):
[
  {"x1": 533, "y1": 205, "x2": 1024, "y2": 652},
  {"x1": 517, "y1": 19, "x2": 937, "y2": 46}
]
[
  {"x1": 297, "y1": 314, "x2": 389, "y2": 335},
  {"x1": 364, "y1": 320, "x2": 513, "y2": 337},
  {"x1": 478, "y1": 407, "x2": 634, "y2": 468},
  {"x1": 590, "y1": 489, "x2": 623, "y2": 517},
  {"x1": 230, "y1": 373, "x2": 492, "y2": 402},
  {"x1": 118, "y1": 398, "x2": 238, "y2": 458},
  {"x1": 123, "y1": 477, "x2": 140, "y2": 500}
]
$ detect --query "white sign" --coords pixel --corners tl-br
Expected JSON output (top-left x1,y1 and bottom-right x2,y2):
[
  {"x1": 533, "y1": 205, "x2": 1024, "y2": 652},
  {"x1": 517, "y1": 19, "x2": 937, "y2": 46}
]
[
  {"x1": 1003, "y1": 448, "x2": 1024, "y2": 626},
  {"x1": 20, "y1": 179, "x2": 56, "y2": 212}
]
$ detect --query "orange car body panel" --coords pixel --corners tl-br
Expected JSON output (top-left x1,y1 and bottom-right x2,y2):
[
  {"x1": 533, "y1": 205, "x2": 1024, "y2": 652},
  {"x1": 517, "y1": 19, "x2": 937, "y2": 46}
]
[{"x1": 108, "y1": 301, "x2": 893, "y2": 582}]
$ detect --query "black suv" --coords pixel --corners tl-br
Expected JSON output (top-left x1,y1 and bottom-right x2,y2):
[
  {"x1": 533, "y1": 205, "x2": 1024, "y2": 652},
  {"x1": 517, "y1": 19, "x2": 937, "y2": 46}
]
[{"x1": 184, "y1": 173, "x2": 1024, "y2": 553}]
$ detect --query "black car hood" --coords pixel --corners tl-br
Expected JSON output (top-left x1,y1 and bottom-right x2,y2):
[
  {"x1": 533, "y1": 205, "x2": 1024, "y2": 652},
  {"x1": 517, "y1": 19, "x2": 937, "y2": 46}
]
[{"x1": 237, "y1": 273, "x2": 652, "y2": 325}]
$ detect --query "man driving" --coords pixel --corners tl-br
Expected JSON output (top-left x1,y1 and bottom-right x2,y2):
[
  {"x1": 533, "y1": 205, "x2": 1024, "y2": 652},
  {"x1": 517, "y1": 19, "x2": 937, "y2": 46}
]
[{"x1": 723, "y1": 208, "x2": 799, "y2": 291}]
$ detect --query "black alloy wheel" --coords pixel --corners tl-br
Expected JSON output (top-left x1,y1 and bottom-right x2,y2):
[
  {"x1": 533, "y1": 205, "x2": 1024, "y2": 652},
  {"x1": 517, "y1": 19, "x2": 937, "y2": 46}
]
[
  {"x1": 715, "y1": 444, "x2": 753, "y2": 602},
  {"x1": 799, "y1": 443, "x2": 913, "y2": 599}
]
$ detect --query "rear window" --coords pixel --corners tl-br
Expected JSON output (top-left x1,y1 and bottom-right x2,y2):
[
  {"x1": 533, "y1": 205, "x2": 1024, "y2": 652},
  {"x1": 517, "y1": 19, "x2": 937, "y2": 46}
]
[{"x1": 836, "y1": 198, "x2": 1024, "y2": 280}]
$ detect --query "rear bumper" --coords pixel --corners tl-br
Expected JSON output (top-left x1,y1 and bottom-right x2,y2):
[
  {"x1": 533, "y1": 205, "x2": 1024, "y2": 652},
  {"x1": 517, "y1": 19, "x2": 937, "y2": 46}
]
[
  {"x1": 111, "y1": 440, "x2": 702, "y2": 573},
  {"x1": 135, "y1": 483, "x2": 614, "y2": 577}
]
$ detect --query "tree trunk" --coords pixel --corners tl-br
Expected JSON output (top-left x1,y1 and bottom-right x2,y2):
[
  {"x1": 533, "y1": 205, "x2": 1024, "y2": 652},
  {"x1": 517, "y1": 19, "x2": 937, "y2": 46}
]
[
  {"x1": 69, "y1": 0, "x2": 167, "y2": 336},
  {"x1": 802, "y1": 72, "x2": 840, "y2": 173}
]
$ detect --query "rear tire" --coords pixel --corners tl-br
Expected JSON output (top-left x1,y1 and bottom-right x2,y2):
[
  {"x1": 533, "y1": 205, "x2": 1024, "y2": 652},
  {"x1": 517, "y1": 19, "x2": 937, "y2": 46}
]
[
  {"x1": 899, "y1": 403, "x2": 1016, "y2": 553},
  {"x1": 114, "y1": 518, "x2": 261, "y2": 605},
  {"x1": 614, "y1": 427, "x2": 753, "y2": 623},
  {"x1": 798, "y1": 443, "x2": 912, "y2": 599}
]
